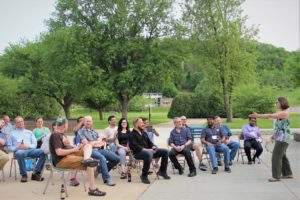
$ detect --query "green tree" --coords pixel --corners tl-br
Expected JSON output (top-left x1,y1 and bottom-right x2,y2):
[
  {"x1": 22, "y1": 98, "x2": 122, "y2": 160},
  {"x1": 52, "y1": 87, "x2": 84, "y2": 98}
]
[
  {"x1": 184, "y1": 0, "x2": 257, "y2": 121},
  {"x1": 48, "y1": 0, "x2": 177, "y2": 118},
  {"x1": 284, "y1": 51, "x2": 300, "y2": 87}
]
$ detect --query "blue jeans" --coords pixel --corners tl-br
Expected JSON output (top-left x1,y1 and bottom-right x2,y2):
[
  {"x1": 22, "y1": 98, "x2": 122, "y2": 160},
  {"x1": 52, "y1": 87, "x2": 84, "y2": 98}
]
[
  {"x1": 14, "y1": 149, "x2": 46, "y2": 176},
  {"x1": 216, "y1": 141, "x2": 240, "y2": 161},
  {"x1": 206, "y1": 144, "x2": 230, "y2": 168},
  {"x1": 107, "y1": 143, "x2": 116, "y2": 152},
  {"x1": 227, "y1": 141, "x2": 239, "y2": 161},
  {"x1": 91, "y1": 149, "x2": 120, "y2": 182}
]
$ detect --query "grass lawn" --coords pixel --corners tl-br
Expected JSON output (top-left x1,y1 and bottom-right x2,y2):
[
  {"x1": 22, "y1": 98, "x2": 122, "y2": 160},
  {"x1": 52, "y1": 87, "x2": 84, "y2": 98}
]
[
  {"x1": 71, "y1": 106, "x2": 170, "y2": 129},
  {"x1": 221, "y1": 113, "x2": 300, "y2": 129}
]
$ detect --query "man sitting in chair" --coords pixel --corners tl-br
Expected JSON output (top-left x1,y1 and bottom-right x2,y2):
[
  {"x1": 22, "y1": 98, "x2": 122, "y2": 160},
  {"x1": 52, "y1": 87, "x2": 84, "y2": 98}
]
[
  {"x1": 201, "y1": 116, "x2": 231, "y2": 174},
  {"x1": 241, "y1": 117, "x2": 263, "y2": 164},
  {"x1": 10, "y1": 116, "x2": 46, "y2": 183},
  {"x1": 168, "y1": 117, "x2": 197, "y2": 177},
  {"x1": 78, "y1": 115, "x2": 120, "y2": 186},
  {"x1": 49, "y1": 117, "x2": 106, "y2": 196},
  {"x1": 129, "y1": 118, "x2": 170, "y2": 184}
]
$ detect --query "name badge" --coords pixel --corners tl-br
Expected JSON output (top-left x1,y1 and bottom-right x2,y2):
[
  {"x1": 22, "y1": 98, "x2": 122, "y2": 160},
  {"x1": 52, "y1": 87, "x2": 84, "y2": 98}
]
[{"x1": 212, "y1": 135, "x2": 217, "y2": 140}]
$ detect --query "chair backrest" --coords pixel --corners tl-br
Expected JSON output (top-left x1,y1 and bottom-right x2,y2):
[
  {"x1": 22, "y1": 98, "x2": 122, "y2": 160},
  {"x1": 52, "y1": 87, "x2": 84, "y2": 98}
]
[{"x1": 190, "y1": 126, "x2": 205, "y2": 142}]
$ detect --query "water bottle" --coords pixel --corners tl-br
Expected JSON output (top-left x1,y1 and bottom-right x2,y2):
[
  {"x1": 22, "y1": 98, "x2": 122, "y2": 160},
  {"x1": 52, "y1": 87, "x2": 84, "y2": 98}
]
[
  {"x1": 60, "y1": 184, "x2": 66, "y2": 200},
  {"x1": 127, "y1": 169, "x2": 131, "y2": 182}
]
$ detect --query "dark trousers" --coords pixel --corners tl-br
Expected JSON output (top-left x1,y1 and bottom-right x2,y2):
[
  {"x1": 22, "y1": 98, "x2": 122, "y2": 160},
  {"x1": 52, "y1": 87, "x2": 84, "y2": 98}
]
[
  {"x1": 169, "y1": 146, "x2": 196, "y2": 172},
  {"x1": 272, "y1": 141, "x2": 293, "y2": 179},
  {"x1": 134, "y1": 148, "x2": 168, "y2": 177},
  {"x1": 244, "y1": 139, "x2": 263, "y2": 162}
]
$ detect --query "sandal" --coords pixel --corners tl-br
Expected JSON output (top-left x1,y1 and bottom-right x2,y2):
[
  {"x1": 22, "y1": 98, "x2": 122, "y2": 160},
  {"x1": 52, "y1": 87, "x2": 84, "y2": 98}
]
[
  {"x1": 120, "y1": 172, "x2": 127, "y2": 179},
  {"x1": 88, "y1": 188, "x2": 106, "y2": 196},
  {"x1": 81, "y1": 159, "x2": 98, "y2": 167},
  {"x1": 268, "y1": 178, "x2": 280, "y2": 182},
  {"x1": 70, "y1": 178, "x2": 80, "y2": 186},
  {"x1": 281, "y1": 175, "x2": 293, "y2": 179}
]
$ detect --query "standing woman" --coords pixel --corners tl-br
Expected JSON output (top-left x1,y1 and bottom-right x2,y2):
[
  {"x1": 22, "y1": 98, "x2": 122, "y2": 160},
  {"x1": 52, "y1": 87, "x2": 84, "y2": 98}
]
[
  {"x1": 115, "y1": 118, "x2": 131, "y2": 179},
  {"x1": 33, "y1": 117, "x2": 50, "y2": 148},
  {"x1": 250, "y1": 97, "x2": 293, "y2": 182}
]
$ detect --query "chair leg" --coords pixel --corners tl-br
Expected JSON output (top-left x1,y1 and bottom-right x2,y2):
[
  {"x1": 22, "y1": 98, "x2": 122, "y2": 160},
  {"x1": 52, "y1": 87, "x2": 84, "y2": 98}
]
[
  {"x1": 80, "y1": 171, "x2": 87, "y2": 192},
  {"x1": 14, "y1": 159, "x2": 17, "y2": 180},
  {"x1": 1, "y1": 169, "x2": 4, "y2": 182},
  {"x1": 61, "y1": 172, "x2": 69, "y2": 198},
  {"x1": 9, "y1": 158, "x2": 13, "y2": 177},
  {"x1": 43, "y1": 167, "x2": 53, "y2": 194},
  {"x1": 151, "y1": 161, "x2": 159, "y2": 180}
]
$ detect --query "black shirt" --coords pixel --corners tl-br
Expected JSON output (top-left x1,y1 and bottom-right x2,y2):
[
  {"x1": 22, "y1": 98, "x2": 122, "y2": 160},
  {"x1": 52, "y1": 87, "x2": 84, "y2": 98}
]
[
  {"x1": 201, "y1": 126, "x2": 224, "y2": 144},
  {"x1": 117, "y1": 130, "x2": 130, "y2": 146},
  {"x1": 129, "y1": 128, "x2": 154, "y2": 154}
]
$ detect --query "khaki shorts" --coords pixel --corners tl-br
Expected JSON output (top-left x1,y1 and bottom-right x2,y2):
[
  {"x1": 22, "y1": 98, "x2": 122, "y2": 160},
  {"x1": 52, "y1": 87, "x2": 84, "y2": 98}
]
[{"x1": 56, "y1": 149, "x2": 86, "y2": 170}]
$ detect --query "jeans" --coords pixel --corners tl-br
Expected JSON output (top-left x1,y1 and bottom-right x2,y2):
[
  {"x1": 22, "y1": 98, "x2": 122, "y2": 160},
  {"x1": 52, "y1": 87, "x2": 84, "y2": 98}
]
[
  {"x1": 107, "y1": 143, "x2": 116, "y2": 152},
  {"x1": 91, "y1": 149, "x2": 120, "y2": 182},
  {"x1": 206, "y1": 144, "x2": 230, "y2": 168},
  {"x1": 227, "y1": 141, "x2": 239, "y2": 161},
  {"x1": 14, "y1": 149, "x2": 46, "y2": 176},
  {"x1": 169, "y1": 146, "x2": 196, "y2": 172}
]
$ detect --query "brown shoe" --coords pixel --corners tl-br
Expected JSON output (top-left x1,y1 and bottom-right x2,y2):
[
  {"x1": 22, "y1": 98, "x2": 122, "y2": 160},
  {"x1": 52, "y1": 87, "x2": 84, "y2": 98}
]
[
  {"x1": 248, "y1": 161, "x2": 253, "y2": 165},
  {"x1": 31, "y1": 173, "x2": 44, "y2": 181},
  {"x1": 21, "y1": 175, "x2": 28, "y2": 183}
]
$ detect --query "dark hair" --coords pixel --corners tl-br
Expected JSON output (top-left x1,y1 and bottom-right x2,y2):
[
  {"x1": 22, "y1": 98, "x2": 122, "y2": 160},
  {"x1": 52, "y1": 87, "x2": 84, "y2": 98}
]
[
  {"x1": 108, "y1": 115, "x2": 115, "y2": 122},
  {"x1": 51, "y1": 121, "x2": 56, "y2": 131},
  {"x1": 117, "y1": 118, "x2": 130, "y2": 132},
  {"x1": 76, "y1": 116, "x2": 84, "y2": 123},
  {"x1": 142, "y1": 117, "x2": 148, "y2": 122},
  {"x1": 277, "y1": 97, "x2": 289, "y2": 110},
  {"x1": 248, "y1": 116, "x2": 256, "y2": 121},
  {"x1": 207, "y1": 116, "x2": 215, "y2": 120}
]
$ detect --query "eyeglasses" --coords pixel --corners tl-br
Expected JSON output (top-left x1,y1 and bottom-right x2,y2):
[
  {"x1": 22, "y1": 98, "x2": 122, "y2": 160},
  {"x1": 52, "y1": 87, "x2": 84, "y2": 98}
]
[{"x1": 121, "y1": 121, "x2": 127, "y2": 124}]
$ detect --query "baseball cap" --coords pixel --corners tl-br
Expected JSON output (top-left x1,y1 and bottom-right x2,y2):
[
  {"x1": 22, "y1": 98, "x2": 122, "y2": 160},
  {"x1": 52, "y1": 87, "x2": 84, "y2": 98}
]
[{"x1": 55, "y1": 118, "x2": 68, "y2": 126}]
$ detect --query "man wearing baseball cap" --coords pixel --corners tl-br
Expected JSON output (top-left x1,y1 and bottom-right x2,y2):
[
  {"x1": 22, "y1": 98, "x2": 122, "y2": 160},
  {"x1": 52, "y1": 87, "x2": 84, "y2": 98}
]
[{"x1": 49, "y1": 117, "x2": 106, "y2": 196}]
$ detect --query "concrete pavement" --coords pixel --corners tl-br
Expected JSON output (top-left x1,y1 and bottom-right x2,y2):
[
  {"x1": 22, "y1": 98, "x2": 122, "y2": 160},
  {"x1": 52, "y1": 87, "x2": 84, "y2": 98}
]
[{"x1": 0, "y1": 124, "x2": 299, "y2": 200}]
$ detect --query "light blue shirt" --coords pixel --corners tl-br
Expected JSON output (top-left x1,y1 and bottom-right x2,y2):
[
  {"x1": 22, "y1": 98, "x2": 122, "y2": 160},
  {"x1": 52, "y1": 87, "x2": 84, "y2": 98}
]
[
  {"x1": 0, "y1": 131, "x2": 18, "y2": 152},
  {"x1": 2, "y1": 123, "x2": 14, "y2": 135},
  {"x1": 11, "y1": 128, "x2": 37, "y2": 150},
  {"x1": 242, "y1": 124, "x2": 261, "y2": 141}
]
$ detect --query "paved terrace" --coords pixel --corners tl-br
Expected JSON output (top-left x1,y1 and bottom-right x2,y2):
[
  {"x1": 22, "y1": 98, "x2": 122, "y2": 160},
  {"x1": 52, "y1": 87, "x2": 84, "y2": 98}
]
[{"x1": 0, "y1": 124, "x2": 299, "y2": 200}]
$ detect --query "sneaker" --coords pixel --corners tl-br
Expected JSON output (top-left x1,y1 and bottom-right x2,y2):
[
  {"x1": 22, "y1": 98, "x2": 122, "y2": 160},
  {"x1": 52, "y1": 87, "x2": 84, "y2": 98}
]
[
  {"x1": 104, "y1": 179, "x2": 116, "y2": 186},
  {"x1": 212, "y1": 167, "x2": 218, "y2": 174},
  {"x1": 217, "y1": 160, "x2": 223, "y2": 166},
  {"x1": 140, "y1": 175, "x2": 150, "y2": 184},
  {"x1": 268, "y1": 178, "x2": 280, "y2": 182},
  {"x1": 248, "y1": 161, "x2": 253, "y2": 165},
  {"x1": 70, "y1": 178, "x2": 80, "y2": 186},
  {"x1": 157, "y1": 171, "x2": 171, "y2": 179},
  {"x1": 281, "y1": 175, "x2": 293, "y2": 179},
  {"x1": 199, "y1": 163, "x2": 207, "y2": 171},
  {"x1": 178, "y1": 168, "x2": 184, "y2": 175},
  {"x1": 21, "y1": 175, "x2": 28, "y2": 183},
  {"x1": 225, "y1": 167, "x2": 231, "y2": 173},
  {"x1": 229, "y1": 160, "x2": 233, "y2": 166},
  {"x1": 31, "y1": 173, "x2": 44, "y2": 181}
]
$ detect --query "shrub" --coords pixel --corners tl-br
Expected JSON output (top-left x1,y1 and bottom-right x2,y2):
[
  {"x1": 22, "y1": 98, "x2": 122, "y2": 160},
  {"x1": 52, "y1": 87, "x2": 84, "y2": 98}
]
[
  {"x1": 167, "y1": 94, "x2": 192, "y2": 118},
  {"x1": 128, "y1": 96, "x2": 148, "y2": 112},
  {"x1": 232, "y1": 85, "x2": 275, "y2": 118},
  {"x1": 162, "y1": 83, "x2": 179, "y2": 98}
]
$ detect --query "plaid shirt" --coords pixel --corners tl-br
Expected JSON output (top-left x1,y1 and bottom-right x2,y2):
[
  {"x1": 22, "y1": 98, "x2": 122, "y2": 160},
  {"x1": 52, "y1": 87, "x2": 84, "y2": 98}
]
[{"x1": 78, "y1": 126, "x2": 99, "y2": 142}]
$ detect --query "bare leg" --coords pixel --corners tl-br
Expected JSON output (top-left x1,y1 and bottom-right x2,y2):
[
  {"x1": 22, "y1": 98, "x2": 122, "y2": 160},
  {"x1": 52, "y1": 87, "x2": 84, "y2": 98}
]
[{"x1": 83, "y1": 144, "x2": 93, "y2": 160}]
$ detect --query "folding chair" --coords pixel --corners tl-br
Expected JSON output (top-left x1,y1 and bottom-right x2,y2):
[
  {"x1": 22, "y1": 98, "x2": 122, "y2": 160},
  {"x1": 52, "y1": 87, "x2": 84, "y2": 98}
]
[
  {"x1": 166, "y1": 138, "x2": 187, "y2": 174},
  {"x1": 127, "y1": 149, "x2": 159, "y2": 180},
  {"x1": 9, "y1": 156, "x2": 37, "y2": 180},
  {"x1": 237, "y1": 133, "x2": 261, "y2": 164},
  {"x1": 43, "y1": 156, "x2": 86, "y2": 197}
]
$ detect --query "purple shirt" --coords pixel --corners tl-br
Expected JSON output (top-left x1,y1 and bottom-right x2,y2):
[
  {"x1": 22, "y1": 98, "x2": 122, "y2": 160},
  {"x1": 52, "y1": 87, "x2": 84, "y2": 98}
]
[{"x1": 242, "y1": 124, "x2": 261, "y2": 141}]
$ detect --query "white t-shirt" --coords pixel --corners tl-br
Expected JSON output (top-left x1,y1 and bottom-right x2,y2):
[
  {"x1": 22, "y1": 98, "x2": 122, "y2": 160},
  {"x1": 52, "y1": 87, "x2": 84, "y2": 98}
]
[{"x1": 104, "y1": 126, "x2": 117, "y2": 140}]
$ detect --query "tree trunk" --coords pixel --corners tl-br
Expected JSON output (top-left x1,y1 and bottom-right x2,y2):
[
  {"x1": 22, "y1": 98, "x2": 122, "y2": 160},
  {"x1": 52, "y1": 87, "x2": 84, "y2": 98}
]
[
  {"x1": 121, "y1": 99, "x2": 129, "y2": 118},
  {"x1": 98, "y1": 108, "x2": 104, "y2": 121},
  {"x1": 62, "y1": 104, "x2": 71, "y2": 119}
]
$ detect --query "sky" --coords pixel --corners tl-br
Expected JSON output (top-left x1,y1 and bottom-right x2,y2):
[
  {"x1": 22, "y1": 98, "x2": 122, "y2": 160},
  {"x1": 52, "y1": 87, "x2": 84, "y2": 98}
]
[{"x1": 0, "y1": 0, "x2": 299, "y2": 54}]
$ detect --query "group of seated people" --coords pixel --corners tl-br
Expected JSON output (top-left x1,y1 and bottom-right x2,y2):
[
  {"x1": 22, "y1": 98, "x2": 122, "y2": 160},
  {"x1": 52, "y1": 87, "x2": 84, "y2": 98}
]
[{"x1": 0, "y1": 114, "x2": 264, "y2": 197}]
